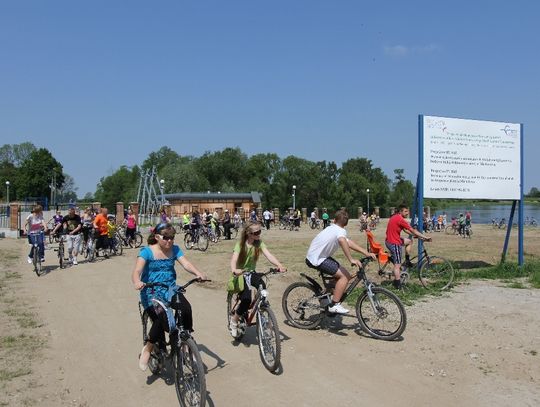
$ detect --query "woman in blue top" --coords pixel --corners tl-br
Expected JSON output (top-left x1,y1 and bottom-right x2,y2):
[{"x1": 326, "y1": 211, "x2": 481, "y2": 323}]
[{"x1": 131, "y1": 222, "x2": 206, "y2": 371}]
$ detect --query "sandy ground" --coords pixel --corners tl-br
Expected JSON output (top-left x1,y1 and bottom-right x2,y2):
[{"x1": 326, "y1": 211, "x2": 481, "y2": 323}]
[{"x1": 1, "y1": 222, "x2": 539, "y2": 406}]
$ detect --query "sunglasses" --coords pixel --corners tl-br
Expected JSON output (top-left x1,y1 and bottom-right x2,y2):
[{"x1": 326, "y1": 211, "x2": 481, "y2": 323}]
[
  {"x1": 158, "y1": 235, "x2": 175, "y2": 241},
  {"x1": 251, "y1": 230, "x2": 262, "y2": 236}
]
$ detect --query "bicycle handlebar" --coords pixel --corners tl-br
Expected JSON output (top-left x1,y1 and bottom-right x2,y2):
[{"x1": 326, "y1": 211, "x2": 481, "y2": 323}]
[{"x1": 144, "y1": 278, "x2": 212, "y2": 291}]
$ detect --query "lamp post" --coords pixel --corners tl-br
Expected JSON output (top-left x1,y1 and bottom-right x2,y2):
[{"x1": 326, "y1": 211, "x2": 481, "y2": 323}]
[
  {"x1": 5, "y1": 181, "x2": 9, "y2": 203},
  {"x1": 159, "y1": 179, "x2": 165, "y2": 204},
  {"x1": 366, "y1": 188, "x2": 370, "y2": 216},
  {"x1": 292, "y1": 185, "x2": 296, "y2": 211}
]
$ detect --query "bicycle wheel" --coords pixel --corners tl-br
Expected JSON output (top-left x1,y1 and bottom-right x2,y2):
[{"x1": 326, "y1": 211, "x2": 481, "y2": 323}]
[
  {"x1": 419, "y1": 256, "x2": 454, "y2": 290},
  {"x1": 109, "y1": 237, "x2": 123, "y2": 256},
  {"x1": 88, "y1": 240, "x2": 96, "y2": 262},
  {"x1": 281, "y1": 282, "x2": 323, "y2": 329},
  {"x1": 256, "y1": 306, "x2": 281, "y2": 373},
  {"x1": 355, "y1": 287, "x2": 407, "y2": 341},
  {"x1": 174, "y1": 337, "x2": 206, "y2": 407},
  {"x1": 184, "y1": 234, "x2": 194, "y2": 250},
  {"x1": 197, "y1": 233, "x2": 209, "y2": 252},
  {"x1": 141, "y1": 309, "x2": 162, "y2": 375},
  {"x1": 132, "y1": 232, "x2": 143, "y2": 248},
  {"x1": 58, "y1": 244, "x2": 65, "y2": 269},
  {"x1": 445, "y1": 225, "x2": 456, "y2": 235},
  {"x1": 34, "y1": 250, "x2": 44, "y2": 277}
]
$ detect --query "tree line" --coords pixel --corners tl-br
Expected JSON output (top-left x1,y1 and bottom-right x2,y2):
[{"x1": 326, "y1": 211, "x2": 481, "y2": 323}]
[
  {"x1": 0, "y1": 142, "x2": 78, "y2": 205},
  {"x1": 93, "y1": 146, "x2": 416, "y2": 216}
]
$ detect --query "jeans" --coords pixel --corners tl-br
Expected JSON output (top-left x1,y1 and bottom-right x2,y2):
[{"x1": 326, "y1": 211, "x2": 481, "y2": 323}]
[{"x1": 28, "y1": 232, "x2": 45, "y2": 260}]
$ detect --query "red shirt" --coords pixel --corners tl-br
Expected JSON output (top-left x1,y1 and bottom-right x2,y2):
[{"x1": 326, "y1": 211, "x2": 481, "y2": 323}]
[{"x1": 385, "y1": 214, "x2": 413, "y2": 245}]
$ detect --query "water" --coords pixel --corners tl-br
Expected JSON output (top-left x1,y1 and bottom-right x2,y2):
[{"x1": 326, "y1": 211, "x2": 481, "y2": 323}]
[{"x1": 428, "y1": 204, "x2": 540, "y2": 225}]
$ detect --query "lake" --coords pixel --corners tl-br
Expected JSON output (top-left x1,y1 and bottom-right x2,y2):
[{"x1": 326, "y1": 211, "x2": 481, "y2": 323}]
[{"x1": 427, "y1": 203, "x2": 540, "y2": 224}]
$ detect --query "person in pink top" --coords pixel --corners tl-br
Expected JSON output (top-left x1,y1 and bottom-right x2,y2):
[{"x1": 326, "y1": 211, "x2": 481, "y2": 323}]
[
  {"x1": 385, "y1": 205, "x2": 431, "y2": 289},
  {"x1": 125, "y1": 209, "x2": 137, "y2": 242}
]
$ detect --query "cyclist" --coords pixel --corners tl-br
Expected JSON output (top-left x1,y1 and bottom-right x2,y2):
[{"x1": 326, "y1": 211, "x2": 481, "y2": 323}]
[
  {"x1": 81, "y1": 207, "x2": 94, "y2": 248},
  {"x1": 385, "y1": 205, "x2": 431, "y2": 289},
  {"x1": 107, "y1": 215, "x2": 117, "y2": 251},
  {"x1": 93, "y1": 207, "x2": 109, "y2": 257},
  {"x1": 53, "y1": 206, "x2": 82, "y2": 265},
  {"x1": 125, "y1": 209, "x2": 137, "y2": 243},
  {"x1": 25, "y1": 205, "x2": 48, "y2": 264},
  {"x1": 182, "y1": 211, "x2": 190, "y2": 232},
  {"x1": 321, "y1": 209, "x2": 330, "y2": 229},
  {"x1": 50, "y1": 210, "x2": 63, "y2": 240},
  {"x1": 132, "y1": 222, "x2": 207, "y2": 371},
  {"x1": 305, "y1": 209, "x2": 376, "y2": 314},
  {"x1": 229, "y1": 221, "x2": 286, "y2": 337}
]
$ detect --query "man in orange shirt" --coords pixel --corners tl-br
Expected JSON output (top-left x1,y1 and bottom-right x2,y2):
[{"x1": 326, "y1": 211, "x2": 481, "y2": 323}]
[{"x1": 93, "y1": 207, "x2": 109, "y2": 256}]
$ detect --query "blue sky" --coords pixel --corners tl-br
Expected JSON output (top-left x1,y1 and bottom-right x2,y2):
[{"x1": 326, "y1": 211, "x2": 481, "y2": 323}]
[{"x1": 1, "y1": 1, "x2": 539, "y2": 197}]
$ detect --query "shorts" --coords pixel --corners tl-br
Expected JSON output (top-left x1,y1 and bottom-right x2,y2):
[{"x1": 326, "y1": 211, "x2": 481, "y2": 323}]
[
  {"x1": 385, "y1": 241, "x2": 403, "y2": 265},
  {"x1": 305, "y1": 257, "x2": 340, "y2": 276}
]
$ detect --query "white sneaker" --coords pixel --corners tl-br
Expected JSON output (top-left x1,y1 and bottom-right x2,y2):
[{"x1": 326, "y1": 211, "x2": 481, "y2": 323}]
[
  {"x1": 27, "y1": 257, "x2": 32, "y2": 264},
  {"x1": 72, "y1": 259, "x2": 78, "y2": 265},
  {"x1": 328, "y1": 302, "x2": 349, "y2": 314},
  {"x1": 229, "y1": 319, "x2": 238, "y2": 337}
]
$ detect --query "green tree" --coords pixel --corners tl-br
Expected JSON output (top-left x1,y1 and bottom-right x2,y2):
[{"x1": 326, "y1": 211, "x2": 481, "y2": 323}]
[
  {"x1": 142, "y1": 146, "x2": 181, "y2": 173},
  {"x1": 57, "y1": 174, "x2": 78, "y2": 203},
  {"x1": 338, "y1": 158, "x2": 390, "y2": 215},
  {"x1": 94, "y1": 166, "x2": 140, "y2": 210},
  {"x1": 16, "y1": 148, "x2": 64, "y2": 199},
  {"x1": 0, "y1": 142, "x2": 37, "y2": 166},
  {"x1": 526, "y1": 187, "x2": 540, "y2": 198},
  {"x1": 194, "y1": 147, "x2": 248, "y2": 191}
]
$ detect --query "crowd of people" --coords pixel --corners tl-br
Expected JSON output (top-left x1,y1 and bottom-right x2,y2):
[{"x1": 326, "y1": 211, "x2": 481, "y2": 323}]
[
  {"x1": 24, "y1": 204, "x2": 138, "y2": 266},
  {"x1": 132, "y1": 203, "x2": 431, "y2": 372}
]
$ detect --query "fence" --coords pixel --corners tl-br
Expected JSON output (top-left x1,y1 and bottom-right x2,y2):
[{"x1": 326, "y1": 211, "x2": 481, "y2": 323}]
[{"x1": 0, "y1": 204, "x2": 10, "y2": 229}]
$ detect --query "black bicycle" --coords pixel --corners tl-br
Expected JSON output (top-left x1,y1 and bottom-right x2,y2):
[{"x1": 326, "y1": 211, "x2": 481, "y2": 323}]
[
  {"x1": 227, "y1": 269, "x2": 282, "y2": 372},
  {"x1": 184, "y1": 228, "x2": 209, "y2": 252},
  {"x1": 56, "y1": 234, "x2": 66, "y2": 269},
  {"x1": 140, "y1": 279, "x2": 210, "y2": 407},
  {"x1": 29, "y1": 231, "x2": 45, "y2": 276},
  {"x1": 282, "y1": 258, "x2": 407, "y2": 341},
  {"x1": 117, "y1": 224, "x2": 143, "y2": 248}
]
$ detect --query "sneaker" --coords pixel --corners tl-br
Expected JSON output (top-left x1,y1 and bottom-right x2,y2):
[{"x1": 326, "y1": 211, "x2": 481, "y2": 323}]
[
  {"x1": 72, "y1": 259, "x2": 78, "y2": 265},
  {"x1": 229, "y1": 319, "x2": 238, "y2": 337},
  {"x1": 27, "y1": 257, "x2": 32, "y2": 264},
  {"x1": 328, "y1": 302, "x2": 349, "y2": 314},
  {"x1": 392, "y1": 280, "x2": 402, "y2": 290},
  {"x1": 139, "y1": 344, "x2": 152, "y2": 371},
  {"x1": 40, "y1": 258, "x2": 45, "y2": 263}
]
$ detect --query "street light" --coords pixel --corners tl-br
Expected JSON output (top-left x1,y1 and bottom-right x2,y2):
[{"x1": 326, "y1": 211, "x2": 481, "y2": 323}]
[
  {"x1": 159, "y1": 179, "x2": 165, "y2": 203},
  {"x1": 366, "y1": 188, "x2": 370, "y2": 216},
  {"x1": 292, "y1": 185, "x2": 296, "y2": 211},
  {"x1": 5, "y1": 181, "x2": 9, "y2": 203}
]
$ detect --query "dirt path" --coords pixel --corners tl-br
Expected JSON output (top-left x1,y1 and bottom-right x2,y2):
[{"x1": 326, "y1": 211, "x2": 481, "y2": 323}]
[{"x1": 2, "y1": 229, "x2": 540, "y2": 406}]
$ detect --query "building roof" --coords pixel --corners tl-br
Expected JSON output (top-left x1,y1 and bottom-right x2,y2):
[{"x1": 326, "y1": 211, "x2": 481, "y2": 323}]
[{"x1": 163, "y1": 192, "x2": 262, "y2": 204}]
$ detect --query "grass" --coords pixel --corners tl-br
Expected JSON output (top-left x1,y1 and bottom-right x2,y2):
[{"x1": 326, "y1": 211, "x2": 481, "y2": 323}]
[{"x1": 459, "y1": 260, "x2": 540, "y2": 289}]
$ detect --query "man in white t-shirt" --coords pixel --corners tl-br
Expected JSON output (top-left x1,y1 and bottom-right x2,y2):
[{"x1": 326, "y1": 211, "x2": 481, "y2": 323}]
[
  {"x1": 263, "y1": 209, "x2": 272, "y2": 230},
  {"x1": 306, "y1": 209, "x2": 376, "y2": 314}
]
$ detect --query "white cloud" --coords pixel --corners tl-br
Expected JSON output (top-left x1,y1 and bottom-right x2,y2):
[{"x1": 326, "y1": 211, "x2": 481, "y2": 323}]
[
  {"x1": 384, "y1": 45, "x2": 409, "y2": 57},
  {"x1": 384, "y1": 43, "x2": 440, "y2": 57}
]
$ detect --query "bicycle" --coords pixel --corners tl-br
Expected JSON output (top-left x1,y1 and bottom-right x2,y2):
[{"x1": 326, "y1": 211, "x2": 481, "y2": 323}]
[
  {"x1": 309, "y1": 218, "x2": 321, "y2": 230},
  {"x1": 282, "y1": 258, "x2": 406, "y2": 341},
  {"x1": 83, "y1": 229, "x2": 97, "y2": 262},
  {"x1": 108, "y1": 234, "x2": 124, "y2": 256},
  {"x1": 29, "y1": 231, "x2": 45, "y2": 276},
  {"x1": 184, "y1": 228, "x2": 209, "y2": 252},
  {"x1": 445, "y1": 223, "x2": 459, "y2": 235},
  {"x1": 140, "y1": 279, "x2": 210, "y2": 407},
  {"x1": 56, "y1": 234, "x2": 66, "y2": 269},
  {"x1": 226, "y1": 269, "x2": 282, "y2": 372},
  {"x1": 492, "y1": 218, "x2": 506, "y2": 229},
  {"x1": 374, "y1": 241, "x2": 454, "y2": 291},
  {"x1": 117, "y1": 225, "x2": 143, "y2": 248}
]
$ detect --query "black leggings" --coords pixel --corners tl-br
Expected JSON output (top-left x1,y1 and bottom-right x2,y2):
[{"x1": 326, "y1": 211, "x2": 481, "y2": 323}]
[
  {"x1": 145, "y1": 293, "x2": 193, "y2": 345},
  {"x1": 236, "y1": 273, "x2": 266, "y2": 317}
]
